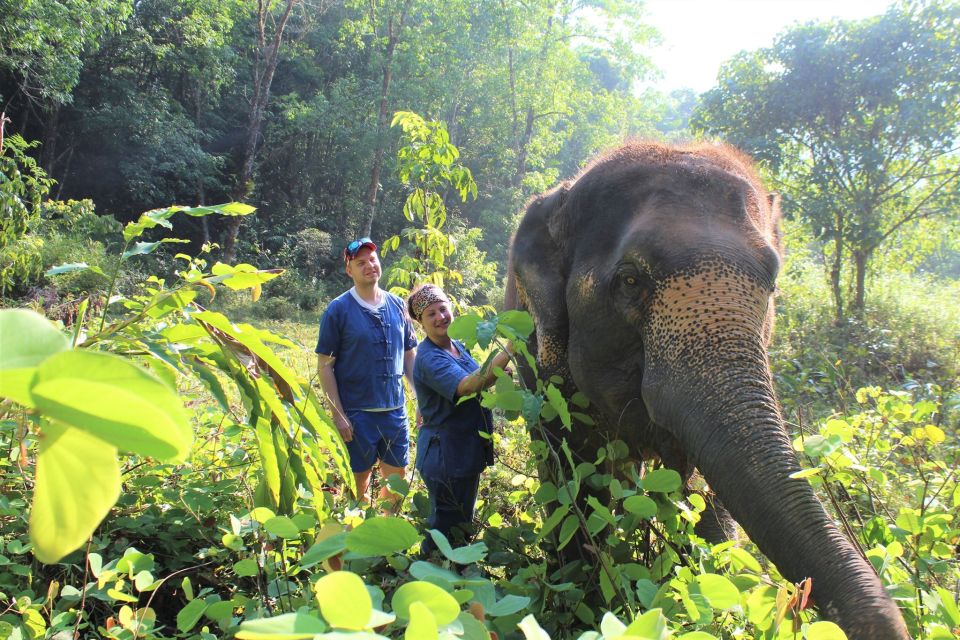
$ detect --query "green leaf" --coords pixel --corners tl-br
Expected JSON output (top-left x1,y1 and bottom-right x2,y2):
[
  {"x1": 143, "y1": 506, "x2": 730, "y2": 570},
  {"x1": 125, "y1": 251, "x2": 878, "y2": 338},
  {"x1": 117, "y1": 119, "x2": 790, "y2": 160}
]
[
  {"x1": 124, "y1": 206, "x2": 181, "y2": 241},
  {"x1": 642, "y1": 469, "x2": 682, "y2": 493},
  {"x1": 45, "y1": 262, "x2": 104, "y2": 276},
  {"x1": 405, "y1": 601, "x2": 438, "y2": 640},
  {"x1": 677, "y1": 632, "x2": 719, "y2": 639},
  {"x1": 557, "y1": 514, "x2": 580, "y2": 550},
  {"x1": 315, "y1": 571, "x2": 372, "y2": 630},
  {"x1": 482, "y1": 389, "x2": 523, "y2": 411},
  {"x1": 496, "y1": 310, "x2": 534, "y2": 339},
  {"x1": 622, "y1": 608, "x2": 669, "y2": 639},
  {"x1": 536, "y1": 505, "x2": 570, "y2": 542},
  {"x1": 476, "y1": 320, "x2": 497, "y2": 348},
  {"x1": 177, "y1": 598, "x2": 208, "y2": 633},
  {"x1": 236, "y1": 612, "x2": 327, "y2": 639},
  {"x1": 599, "y1": 611, "x2": 626, "y2": 638},
  {"x1": 234, "y1": 559, "x2": 259, "y2": 577},
  {"x1": 427, "y1": 529, "x2": 487, "y2": 564},
  {"x1": 206, "y1": 599, "x2": 238, "y2": 621},
  {"x1": 448, "y1": 314, "x2": 481, "y2": 347},
  {"x1": 934, "y1": 586, "x2": 960, "y2": 625},
  {"x1": 408, "y1": 561, "x2": 463, "y2": 585},
  {"x1": 789, "y1": 467, "x2": 823, "y2": 479},
  {"x1": 122, "y1": 238, "x2": 189, "y2": 260},
  {"x1": 210, "y1": 202, "x2": 256, "y2": 216},
  {"x1": 521, "y1": 392, "x2": 544, "y2": 426},
  {"x1": 727, "y1": 548, "x2": 762, "y2": 573},
  {"x1": 485, "y1": 595, "x2": 531, "y2": 617},
  {"x1": 693, "y1": 574, "x2": 741, "y2": 610},
  {"x1": 264, "y1": 516, "x2": 300, "y2": 539},
  {"x1": 29, "y1": 421, "x2": 121, "y2": 563},
  {"x1": 392, "y1": 581, "x2": 460, "y2": 625},
  {"x1": 346, "y1": 517, "x2": 420, "y2": 556},
  {"x1": 0, "y1": 309, "x2": 69, "y2": 406},
  {"x1": 30, "y1": 350, "x2": 193, "y2": 461},
  {"x1": 804, "y1": 621, "x2": 847, "y2": 639},
  {"x1": 517, "y1": 614, "x2": 551, "y2": 640},
  {"x1": 545, "y1": 384, "x2": 571, "y2": 429},
  {"x1": 300, "y1": 533, "x2": 347, "y2": 569},
  {"x1": 623, "y1": 495, "x2": 658, "y2": 519}
]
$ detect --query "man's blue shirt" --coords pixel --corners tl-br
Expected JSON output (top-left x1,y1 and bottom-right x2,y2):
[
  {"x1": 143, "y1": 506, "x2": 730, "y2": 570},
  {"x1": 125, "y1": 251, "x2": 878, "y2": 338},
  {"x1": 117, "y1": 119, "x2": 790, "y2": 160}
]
[
  {"x1": 413, "y1": 338, "x2": 494, "y2": 479},
  {"x1": 315, "y1": 290, "x2": 416, "y2": 411}
]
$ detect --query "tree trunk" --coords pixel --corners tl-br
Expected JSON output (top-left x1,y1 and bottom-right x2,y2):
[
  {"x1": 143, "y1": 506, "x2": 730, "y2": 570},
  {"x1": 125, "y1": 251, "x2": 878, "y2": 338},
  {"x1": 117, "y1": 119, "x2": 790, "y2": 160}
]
[
  {"x1": 361, "y1": 0, "x2": 412, "y2": 238},
  {"x1": 511, "y1": 14, "x2": 554, "y2": 189},
  {"x1": 222, "y1": 0, "x2": 301, "y2": 263},
  {"x1": 853, "y1": 248, "x2": 869, "y2": 316},
  {"x1": 830, "y1": 207, "x2": 845, "y2": 325},
  {"x1": 40, "y1": 103, "x2": 60, "y2": 175},
  {"x1": 830, "y1": 236, "x2": 844, "y2": 325}
]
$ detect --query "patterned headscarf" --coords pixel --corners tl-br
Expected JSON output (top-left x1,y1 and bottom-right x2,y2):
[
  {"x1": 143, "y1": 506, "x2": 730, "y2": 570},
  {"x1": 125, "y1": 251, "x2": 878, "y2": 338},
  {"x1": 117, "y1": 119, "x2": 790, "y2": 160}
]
[{"x1": 408, "y1": 284, "x2": 450, "y2": 322}]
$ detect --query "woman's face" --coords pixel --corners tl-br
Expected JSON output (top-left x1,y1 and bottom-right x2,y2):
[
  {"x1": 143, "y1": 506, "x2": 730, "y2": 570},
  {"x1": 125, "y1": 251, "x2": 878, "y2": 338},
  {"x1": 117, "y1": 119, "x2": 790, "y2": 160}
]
[{"x1": 420, "y1": 300, "x2": 454, "y2": 342}]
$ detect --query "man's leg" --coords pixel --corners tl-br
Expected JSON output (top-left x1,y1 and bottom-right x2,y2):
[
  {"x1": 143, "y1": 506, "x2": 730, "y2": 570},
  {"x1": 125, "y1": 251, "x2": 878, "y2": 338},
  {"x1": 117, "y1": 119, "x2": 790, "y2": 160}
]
[
  {"x1": 353, "y1": 469, "x2": 374, "y2": 504},
  {"x1": 377, "y1": 462, "x2": 406, "y2": 514},
  {"x1": 375, "y1": 408, "x2": 410, "y2": 514},
  {"x1": 344, "y1": 411, "x2": 377, "y2": 505}
]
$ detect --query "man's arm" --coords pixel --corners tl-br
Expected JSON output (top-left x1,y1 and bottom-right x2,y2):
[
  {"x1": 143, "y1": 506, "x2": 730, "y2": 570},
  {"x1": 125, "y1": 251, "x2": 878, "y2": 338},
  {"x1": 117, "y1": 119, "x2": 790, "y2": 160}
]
[{"x1": 317, "y1": 353, "x2": 353, "y2": 442}]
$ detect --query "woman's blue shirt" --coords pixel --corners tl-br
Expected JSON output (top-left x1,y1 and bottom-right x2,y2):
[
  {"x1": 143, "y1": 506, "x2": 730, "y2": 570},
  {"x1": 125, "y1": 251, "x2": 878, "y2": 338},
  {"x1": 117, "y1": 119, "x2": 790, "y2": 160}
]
[{"x1": 413, "y1": 338, "x2": 494, "y2": 479}]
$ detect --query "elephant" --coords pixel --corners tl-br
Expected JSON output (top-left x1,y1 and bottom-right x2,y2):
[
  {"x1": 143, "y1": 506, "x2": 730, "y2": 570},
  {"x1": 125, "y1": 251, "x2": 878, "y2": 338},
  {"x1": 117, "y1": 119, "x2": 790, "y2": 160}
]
[{"x1": 506, "y1": 141, "x2": 908, "y2": 640}]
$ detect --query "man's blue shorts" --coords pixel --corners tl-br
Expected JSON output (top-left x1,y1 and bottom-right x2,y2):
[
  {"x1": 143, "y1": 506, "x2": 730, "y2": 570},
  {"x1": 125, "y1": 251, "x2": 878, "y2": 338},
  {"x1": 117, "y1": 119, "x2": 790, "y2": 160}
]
[{"x1": 345, "y1": 408, "x2": 409, "y2": 472}]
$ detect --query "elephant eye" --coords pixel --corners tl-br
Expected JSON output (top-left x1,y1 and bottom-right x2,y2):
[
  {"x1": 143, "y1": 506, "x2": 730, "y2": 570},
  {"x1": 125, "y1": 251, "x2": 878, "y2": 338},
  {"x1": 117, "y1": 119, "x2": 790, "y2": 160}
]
[{"x1": 624, "y1": 275, "x2": 638, "y2": 286}]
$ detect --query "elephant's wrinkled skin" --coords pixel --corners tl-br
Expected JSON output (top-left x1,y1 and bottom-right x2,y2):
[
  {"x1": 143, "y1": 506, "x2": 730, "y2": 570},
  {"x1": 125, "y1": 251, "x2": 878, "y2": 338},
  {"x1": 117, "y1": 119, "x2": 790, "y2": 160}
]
[{"x1": 507, "y1": 142, "x2": 908, "y2": 640}]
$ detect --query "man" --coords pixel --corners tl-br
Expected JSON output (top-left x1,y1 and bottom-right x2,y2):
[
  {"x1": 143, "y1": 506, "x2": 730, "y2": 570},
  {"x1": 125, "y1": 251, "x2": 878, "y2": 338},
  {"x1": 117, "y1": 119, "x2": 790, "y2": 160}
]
[{"x1": 315, "y1": 237, "x2": 417, "y2": 511}]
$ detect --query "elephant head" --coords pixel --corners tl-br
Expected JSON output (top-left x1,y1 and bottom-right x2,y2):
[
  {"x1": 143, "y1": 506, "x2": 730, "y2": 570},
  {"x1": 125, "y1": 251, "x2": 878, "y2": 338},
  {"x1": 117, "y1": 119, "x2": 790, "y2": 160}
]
[{"x1": 508, "y1": 142, "x2": 908, "y2": 640}]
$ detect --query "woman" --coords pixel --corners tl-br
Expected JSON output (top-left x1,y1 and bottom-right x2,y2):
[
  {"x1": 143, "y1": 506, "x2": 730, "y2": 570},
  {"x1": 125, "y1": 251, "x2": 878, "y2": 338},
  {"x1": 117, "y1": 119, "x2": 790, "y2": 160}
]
[{"x1": 407, "y1": 283, "x2": 512, "y2": 554}]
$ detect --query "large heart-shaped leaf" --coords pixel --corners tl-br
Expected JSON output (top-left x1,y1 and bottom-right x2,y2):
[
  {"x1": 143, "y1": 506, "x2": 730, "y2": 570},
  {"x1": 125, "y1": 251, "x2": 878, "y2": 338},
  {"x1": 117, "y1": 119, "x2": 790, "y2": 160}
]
[
  {"x1": 314, "y1": 571, "x2": 371, "y2": 630},
  {"x1": 30, "y1": 350, "x2": 193, "y2": 461},
  {"x1": 0, "y1": 309, "x2": 69, "y2": 406},
  {"x1": 392, "y1": 581, "x2": 460, "y2": 625},
  {"x1": 346, "y1": 517, "x2": 420, "y2": 556},
  {"x1": 236, "y1": 612, "x2": 327, "y2": 640},
  {"x1": 30, "y1": 421, "x2": 121, "y2": 563}
]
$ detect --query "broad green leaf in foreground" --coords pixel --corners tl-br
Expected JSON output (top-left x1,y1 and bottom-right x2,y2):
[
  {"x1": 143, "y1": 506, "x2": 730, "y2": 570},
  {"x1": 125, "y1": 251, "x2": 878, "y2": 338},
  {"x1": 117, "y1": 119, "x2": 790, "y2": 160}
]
[
  {"x1": 314, "y1": 571, "x2": 372, "y2": 630},
  {"x1": 692, "y1": 574, "x2": 741, "y2": 610},
  {"x1": 392, "y1": 581, "x2": 460, "y2": 625},
  {"x1": 804, "y1": 621, "x2": 847, "y2": 640},
  {"x1": 346, "y1": 516, "x2": 420, "y2": 556},
  {"x1": 517, "y1": 614, "x2": 551, "y2": 640},
  {"x1": 30, "y1": 350, "x2": 193, "y2": 461},
  {"x1": 30, "y1": 421, "x2": 121, "y2": 563},
  {"x1": 405, "y1": 601, "x2": 439, "y2": 640},
  {"x1": 236, "y1": 612, "x2": 327, "y2": 640},
  {"x1": 448, "y1": 314, "x2": 481, "y2": 347},
  {"x1": 623, "y1": 608, "x2": 670, "y2": 639},
  {"x1": 0, "y1": 309, "x2": 69, "y2": 406}
]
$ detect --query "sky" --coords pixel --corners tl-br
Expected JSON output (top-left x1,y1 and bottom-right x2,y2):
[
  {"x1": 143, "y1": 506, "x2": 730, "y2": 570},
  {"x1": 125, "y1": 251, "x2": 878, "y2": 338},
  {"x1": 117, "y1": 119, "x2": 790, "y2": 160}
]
[{"x1": 641, "y1": 0, "x2": 896, "y2": 93}]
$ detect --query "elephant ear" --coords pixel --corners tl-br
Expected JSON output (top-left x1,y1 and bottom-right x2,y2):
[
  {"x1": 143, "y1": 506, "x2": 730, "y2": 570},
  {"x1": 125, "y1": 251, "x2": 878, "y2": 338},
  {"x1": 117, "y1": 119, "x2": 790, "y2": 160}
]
[
  {"x1": 508, "y1": 183, "x2": 572, "y2": 375},
  {"x1": 767, "y1": 192, "x2": 784, "y2": 256}
]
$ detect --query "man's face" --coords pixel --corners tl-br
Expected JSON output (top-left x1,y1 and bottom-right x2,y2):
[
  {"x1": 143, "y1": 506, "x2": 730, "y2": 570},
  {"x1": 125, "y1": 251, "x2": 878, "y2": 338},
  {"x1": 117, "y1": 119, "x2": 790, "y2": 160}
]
[{"x1": 345, "y1": 246, "x2": 381, "y2": 286}]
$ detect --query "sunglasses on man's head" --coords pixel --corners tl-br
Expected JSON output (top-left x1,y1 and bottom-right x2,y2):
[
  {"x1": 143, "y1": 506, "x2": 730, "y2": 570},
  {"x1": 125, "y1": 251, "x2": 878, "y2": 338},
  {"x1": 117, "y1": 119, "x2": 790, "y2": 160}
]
[{"x1": 344, "y1": 237, "x2": 374, "y2": 259}]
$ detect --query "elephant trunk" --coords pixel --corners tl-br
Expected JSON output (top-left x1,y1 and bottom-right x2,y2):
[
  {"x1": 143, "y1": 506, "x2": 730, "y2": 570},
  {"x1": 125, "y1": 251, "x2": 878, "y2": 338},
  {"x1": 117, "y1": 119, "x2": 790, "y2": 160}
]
[{"x1": 640, "y1": 282, "x2": 908, "y2": 639}]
